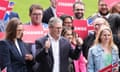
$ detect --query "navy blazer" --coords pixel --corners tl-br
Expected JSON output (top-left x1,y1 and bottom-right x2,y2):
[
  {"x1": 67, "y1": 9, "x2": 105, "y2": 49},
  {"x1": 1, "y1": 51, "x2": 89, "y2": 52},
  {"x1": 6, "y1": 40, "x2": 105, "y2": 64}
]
[
  {"x1": 35, "y1": 35, "x2": 81, "y2": 72},
  {"x1": 9, "y1": 12, "x2": 19, "y2": 20},
  {"x1": 0, "y1": 39, "x2": 28, "y2": 72},
  {"x1": 42, "y1": 7, "x2": 54, "y2": 24}
]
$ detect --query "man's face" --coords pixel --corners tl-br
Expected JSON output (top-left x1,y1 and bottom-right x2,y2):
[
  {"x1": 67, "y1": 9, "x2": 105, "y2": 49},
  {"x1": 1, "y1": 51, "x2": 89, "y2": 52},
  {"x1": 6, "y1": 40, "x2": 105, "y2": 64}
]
[
  {"x1": 94, "y1": 21, "x2": 104, "y2": 33},
  {"x1": 30, "y1": 9, "x2": 43, "y2": 25},
  {"x1": 98, "y1": 1, "x2": 109, "y2": 15},
  {"x1": 73, "y1": 4, "x2": 85, "y2": 19},
  {"x1": 50, "y1": 0, "x2": 57, "y2": 8},
  {"x1": 49, "y1": 23, "x2": 62, "y2": 39}
]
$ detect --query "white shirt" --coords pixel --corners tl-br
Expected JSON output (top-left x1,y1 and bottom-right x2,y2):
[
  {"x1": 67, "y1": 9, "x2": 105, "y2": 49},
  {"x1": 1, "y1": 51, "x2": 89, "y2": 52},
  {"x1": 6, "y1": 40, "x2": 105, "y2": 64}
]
[
  {"x1": 51, "y1": 6, "x2": 57, "y2": 17},
  {"x1": 31, "y1": 44, "x2": 36, "y2": 57},
  {"x1": 48, "y1": 34, "x2": 60, "y2": 72},
  {"x1": 97, "y1": 13, "x2": 111, "y2": 19},
  {"x1": 14, "y1": 39, "x2": 22, "y2": 56}
]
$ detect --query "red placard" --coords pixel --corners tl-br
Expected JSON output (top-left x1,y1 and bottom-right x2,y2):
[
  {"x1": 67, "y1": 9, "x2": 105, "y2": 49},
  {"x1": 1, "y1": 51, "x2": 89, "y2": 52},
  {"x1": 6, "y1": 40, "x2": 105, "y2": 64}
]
[
  {"x1": 7, "y1": 1, "x2": 15, "y2": 12},
  {"x1": 0, "y1": 0, "x2": 9, "y2": 19},
  {"x1": 22, "y1": 25, "x2": 48, "y2": 43},
  {"x1": 56, "y1": 0, "x2": 76, "y2": 17},
  {"x1": 73, "y1": 20, "x2": 94, "y2": 39}
]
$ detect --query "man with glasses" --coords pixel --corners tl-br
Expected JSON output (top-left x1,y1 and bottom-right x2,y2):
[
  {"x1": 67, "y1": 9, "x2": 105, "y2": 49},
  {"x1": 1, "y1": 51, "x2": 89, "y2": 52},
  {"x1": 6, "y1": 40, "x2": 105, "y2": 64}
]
[
  {"x1": 27, "y1": 4, "x2": 47, "y2": 27},
  {"x1": 88, "y1": 0, "x2": 111, "y2": 23},
  {"x1": 25, "y1": 4, "x2": 48, "y2": 72}
]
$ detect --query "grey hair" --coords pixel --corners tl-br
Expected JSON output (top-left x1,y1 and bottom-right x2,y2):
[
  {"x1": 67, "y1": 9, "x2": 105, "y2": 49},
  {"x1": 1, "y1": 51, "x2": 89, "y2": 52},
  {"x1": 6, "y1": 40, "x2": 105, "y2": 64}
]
[{"x1": 48, "y1": 17, "x2": 63, "y2": 27}]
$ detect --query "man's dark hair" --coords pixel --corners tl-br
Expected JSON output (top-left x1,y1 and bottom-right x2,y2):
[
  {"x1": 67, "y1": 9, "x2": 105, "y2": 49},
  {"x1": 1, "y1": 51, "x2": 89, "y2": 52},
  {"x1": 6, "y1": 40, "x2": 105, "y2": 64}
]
[{"x1": 29, "y1": 4, "x2": 43, "y2": 15}]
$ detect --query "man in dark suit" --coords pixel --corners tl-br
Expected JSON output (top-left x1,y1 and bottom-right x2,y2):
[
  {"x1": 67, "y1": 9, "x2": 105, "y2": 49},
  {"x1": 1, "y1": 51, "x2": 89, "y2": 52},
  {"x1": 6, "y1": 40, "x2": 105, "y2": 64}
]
[
  {"x1": 35, "y1": 17, "x2": 82, "y2": 72},
  {"x1": 42, "y1": 0, "x2": 57, "y2": 24}
]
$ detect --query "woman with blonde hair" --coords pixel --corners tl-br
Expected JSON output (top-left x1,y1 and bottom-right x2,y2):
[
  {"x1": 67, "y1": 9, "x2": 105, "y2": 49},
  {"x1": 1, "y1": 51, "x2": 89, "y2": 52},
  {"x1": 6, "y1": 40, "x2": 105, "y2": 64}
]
[{"x1": 87, "y1": 26, "x2": 119, "y2": 72}]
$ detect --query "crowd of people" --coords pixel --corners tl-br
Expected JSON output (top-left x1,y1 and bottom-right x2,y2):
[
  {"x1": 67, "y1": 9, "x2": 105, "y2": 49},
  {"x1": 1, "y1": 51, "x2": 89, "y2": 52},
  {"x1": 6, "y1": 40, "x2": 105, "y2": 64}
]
[{"x1": 0, "y1": 0, "x2": 120, "y2": 72}]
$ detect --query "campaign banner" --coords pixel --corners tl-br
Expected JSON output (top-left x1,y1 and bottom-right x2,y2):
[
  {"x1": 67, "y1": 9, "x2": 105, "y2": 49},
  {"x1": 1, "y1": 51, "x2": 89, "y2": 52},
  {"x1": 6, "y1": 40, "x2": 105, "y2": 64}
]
[
  {"x1": 22, "y1": 25, "x2": 48, "y2": 43},
  {"x1": 0, "y1": 1, "x2": 9, "y2": 20},
  {"x1": 73, "y1": 20, "x2": 94, "y2": 39},
  {"x1": 103, "y1": 0, "x2": 120, "y2": 8},
  {"x1": 56, "y1": 0, "x2": 76, "y2": 17}
]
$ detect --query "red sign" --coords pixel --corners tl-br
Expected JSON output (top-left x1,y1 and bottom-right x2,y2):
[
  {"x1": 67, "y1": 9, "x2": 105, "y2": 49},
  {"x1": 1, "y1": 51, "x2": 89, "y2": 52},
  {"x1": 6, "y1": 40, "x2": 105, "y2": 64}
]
[
  {"x1": 22, "y1": 25, "x2": 48, "y2": 43},
  {"x1": 103, "y1": 0, "x2": 120, "y2": 8},
  {"x1": 0, "y1": 1, "x2": 9, "y2": 19},
  {"x1": 56, "y1": 0, "x2": 76, "y2": 17},
  {"x1": 73, "y1": 20, "x2": 94, "y2": 39},
  {"x1": 7, "y1": 1, "x2": 15, "y2": 12}
]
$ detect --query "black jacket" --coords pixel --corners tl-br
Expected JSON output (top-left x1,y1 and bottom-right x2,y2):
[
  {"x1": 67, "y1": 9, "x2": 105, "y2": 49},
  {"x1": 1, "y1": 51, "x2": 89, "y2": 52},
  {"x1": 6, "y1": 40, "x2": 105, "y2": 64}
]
[{"x1": 35, "y1": 35, "x2": 81, "y2": 72}]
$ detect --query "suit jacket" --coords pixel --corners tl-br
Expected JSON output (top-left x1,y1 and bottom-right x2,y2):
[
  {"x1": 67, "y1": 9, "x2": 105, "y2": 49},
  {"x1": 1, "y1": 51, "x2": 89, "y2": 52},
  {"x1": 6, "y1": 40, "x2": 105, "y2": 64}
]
[
  {"x1": 42, "y1": 7, "x2": 55, "y2": 24},
  {"x1": 0, "y1": 39, "x2": 28, "y2": 72},
  {"x1": 9, "y1": 12, "x2": 19, "y2": 20},
  {"x1": 107, "y1": 13, "x2": 120, "y2": 34},
  {"x1": 35, "y1": 35, "x2": 81, "y2": 72}
]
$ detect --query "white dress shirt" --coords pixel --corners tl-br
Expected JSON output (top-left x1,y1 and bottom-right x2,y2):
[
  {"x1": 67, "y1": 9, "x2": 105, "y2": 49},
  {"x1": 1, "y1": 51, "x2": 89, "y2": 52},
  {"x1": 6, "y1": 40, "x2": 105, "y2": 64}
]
[
  {"x1": 14, "y1": 39, "x2": 22, "y2": 56},
  {"x1": 51, "y1": 6, "x2": 57, "y2": 17},
  {"x1": 49, "y1": 34, "x2": 60, "y2": 72}
]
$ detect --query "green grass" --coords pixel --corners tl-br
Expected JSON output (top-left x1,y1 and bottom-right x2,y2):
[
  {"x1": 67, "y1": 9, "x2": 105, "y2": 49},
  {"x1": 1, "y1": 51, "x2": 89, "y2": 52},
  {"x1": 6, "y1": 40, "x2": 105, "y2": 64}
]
[
  {"x1": 10, "y1": 0, "x2": 97, "y2": 23},
  {"x1": 83, "y1": 0, "x2": 98, "y2": 18},
  {"x1": 10, "y1": 0, "x2": 50, "y2": 23}
]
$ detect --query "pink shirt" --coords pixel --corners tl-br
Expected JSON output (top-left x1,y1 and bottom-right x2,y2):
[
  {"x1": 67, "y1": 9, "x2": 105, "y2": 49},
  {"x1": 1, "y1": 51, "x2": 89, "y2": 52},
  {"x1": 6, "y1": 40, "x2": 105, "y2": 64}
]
[{"x1": 71, "y1": 43, "x2": 87, "y2": 72}]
